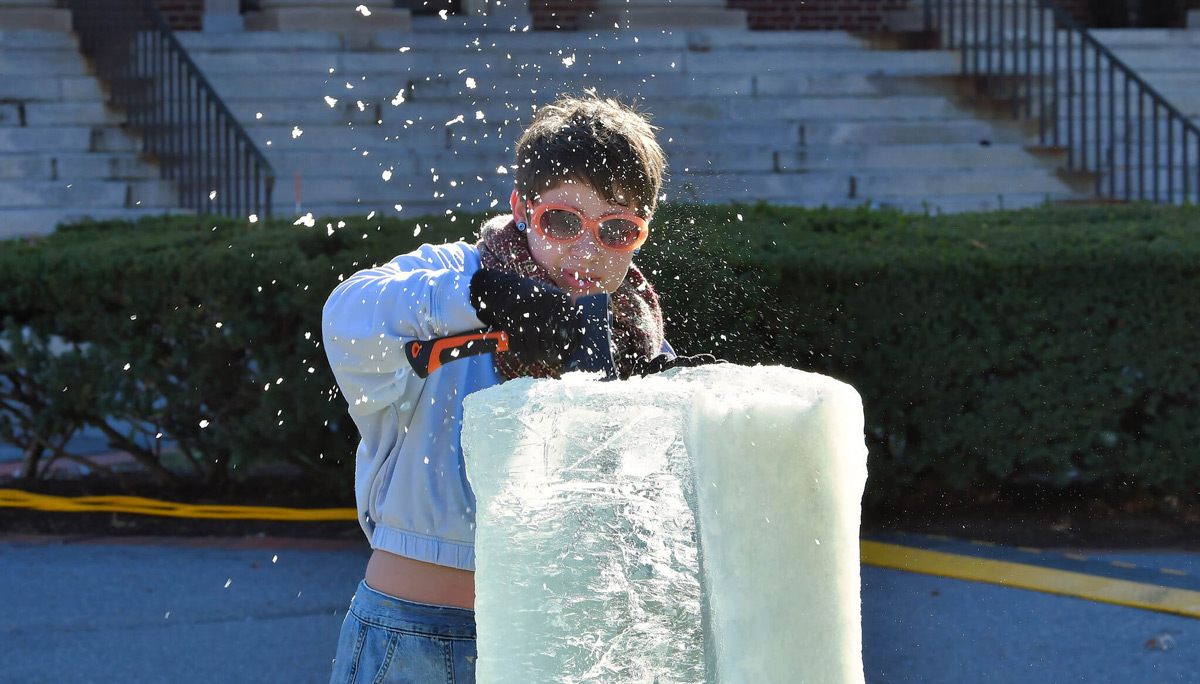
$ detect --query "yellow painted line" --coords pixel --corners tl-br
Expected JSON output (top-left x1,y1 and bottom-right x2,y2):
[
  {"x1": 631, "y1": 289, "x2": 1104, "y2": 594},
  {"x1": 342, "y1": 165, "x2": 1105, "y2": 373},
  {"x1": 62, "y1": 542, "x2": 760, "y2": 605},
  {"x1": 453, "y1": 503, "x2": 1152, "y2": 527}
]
[
  {"x1": 1017, "y1": 546, "x2": 1043, "y2": 554},
  {"x1": 0, "y1": 489, "x2": 357, "y2": 521},
  {"x1": 1064, "y1": 554, "x2": 1090, "y2": 562},
  {"x1": 1111, "y1": 561, "x2": 1138, "y2": 569},
  {"x1": 860, "y1": 541, "x2": 1200, "y2": 620},
  {"x1": 1163, "y1": 569, "x2": 1189, "y2": 577}
]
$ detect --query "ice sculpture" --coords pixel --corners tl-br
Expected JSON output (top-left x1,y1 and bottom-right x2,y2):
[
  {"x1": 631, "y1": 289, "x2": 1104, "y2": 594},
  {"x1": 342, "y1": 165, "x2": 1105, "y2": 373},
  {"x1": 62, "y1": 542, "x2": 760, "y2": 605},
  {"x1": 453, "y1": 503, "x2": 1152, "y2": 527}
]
[{"x1": 461, "y1": 365, "x2": 867, "y2": 683}]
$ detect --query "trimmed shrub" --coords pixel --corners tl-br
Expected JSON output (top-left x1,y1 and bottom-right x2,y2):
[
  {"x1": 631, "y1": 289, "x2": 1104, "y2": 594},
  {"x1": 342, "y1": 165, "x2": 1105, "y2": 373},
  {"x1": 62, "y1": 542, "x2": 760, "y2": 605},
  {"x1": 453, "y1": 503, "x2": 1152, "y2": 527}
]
[{"x1": 1, "y1": 203, "x2": 1197, "y2": 505}]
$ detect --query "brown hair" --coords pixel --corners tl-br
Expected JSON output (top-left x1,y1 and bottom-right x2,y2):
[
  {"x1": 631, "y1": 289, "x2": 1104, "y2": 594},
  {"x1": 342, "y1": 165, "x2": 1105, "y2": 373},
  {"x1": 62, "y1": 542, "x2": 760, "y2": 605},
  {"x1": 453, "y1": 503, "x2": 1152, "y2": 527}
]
[{"x1": 513, "y1": 94, "x2": 666, "y2": 218}]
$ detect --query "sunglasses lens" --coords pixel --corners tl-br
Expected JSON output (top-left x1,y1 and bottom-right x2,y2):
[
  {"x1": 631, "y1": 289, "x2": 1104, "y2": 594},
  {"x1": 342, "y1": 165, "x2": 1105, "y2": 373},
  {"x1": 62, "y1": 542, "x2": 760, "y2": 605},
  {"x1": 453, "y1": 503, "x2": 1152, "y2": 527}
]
[
  {"x1": 539, "y1": 209, "x2": 584, "y2": 240},
  {"x1": 597, "y1": 218, "x2": 642, "y2": 249}
]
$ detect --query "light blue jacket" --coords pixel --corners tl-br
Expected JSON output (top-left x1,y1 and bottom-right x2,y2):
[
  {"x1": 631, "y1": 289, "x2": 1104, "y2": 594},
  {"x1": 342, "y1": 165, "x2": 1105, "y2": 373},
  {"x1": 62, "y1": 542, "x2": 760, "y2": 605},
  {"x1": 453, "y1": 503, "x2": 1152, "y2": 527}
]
[
  {"x1": 322, "y1": 241, "x2": 497, "y2": 571},
  {"x1": 323, "y1": 239, "x2": 672, "y2": 571}
]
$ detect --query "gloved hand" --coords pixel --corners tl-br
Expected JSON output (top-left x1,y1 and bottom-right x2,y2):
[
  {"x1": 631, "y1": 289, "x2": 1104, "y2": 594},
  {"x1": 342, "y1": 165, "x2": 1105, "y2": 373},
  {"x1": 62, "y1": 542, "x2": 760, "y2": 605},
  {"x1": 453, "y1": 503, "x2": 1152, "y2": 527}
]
[
  {"x1": 470, "y1": 268, "x2": 581, "y2": 365},
  {"x1": 632, "y1": 353, "x2": 722, "y2": 377}
]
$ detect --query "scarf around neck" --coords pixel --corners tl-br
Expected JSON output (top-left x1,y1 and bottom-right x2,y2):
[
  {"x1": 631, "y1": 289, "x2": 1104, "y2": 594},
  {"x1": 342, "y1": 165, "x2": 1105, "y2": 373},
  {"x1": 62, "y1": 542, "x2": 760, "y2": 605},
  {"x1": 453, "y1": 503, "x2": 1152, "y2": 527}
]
[{"x1": 475, "y1": 214, "x2": 664, "y2": 381}]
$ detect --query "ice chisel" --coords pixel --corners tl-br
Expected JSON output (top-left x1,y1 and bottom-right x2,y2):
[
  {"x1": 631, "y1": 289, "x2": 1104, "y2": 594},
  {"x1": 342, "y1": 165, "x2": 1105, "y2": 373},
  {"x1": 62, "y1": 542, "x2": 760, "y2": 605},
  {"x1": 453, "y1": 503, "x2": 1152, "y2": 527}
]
[{"x1": 403, "y1": 292, "x2": 618, "y2": 380}]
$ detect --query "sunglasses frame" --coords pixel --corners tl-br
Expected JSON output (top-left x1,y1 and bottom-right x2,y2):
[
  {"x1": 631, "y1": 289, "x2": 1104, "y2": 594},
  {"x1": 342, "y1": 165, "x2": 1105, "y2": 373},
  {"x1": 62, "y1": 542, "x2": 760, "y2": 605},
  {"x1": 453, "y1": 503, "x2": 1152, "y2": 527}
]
[{"x1": 528, "y1": 202, "x2": 649, "y2": 253}]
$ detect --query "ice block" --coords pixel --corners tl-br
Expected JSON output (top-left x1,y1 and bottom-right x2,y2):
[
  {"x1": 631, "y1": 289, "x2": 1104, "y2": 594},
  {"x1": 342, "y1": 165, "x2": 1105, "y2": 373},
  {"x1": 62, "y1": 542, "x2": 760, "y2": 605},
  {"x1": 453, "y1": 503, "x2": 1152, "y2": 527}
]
[{"x1": 461, "y1": 364, "x2": 867, "y2": 683}]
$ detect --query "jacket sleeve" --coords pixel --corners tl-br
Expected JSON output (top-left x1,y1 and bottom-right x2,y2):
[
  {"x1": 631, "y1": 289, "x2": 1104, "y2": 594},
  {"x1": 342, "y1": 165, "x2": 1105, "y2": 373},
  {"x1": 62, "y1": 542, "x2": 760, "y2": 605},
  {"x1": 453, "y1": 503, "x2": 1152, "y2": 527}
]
[{"x1": 322, "y1": 242, "x2": 483, "y2": 415}]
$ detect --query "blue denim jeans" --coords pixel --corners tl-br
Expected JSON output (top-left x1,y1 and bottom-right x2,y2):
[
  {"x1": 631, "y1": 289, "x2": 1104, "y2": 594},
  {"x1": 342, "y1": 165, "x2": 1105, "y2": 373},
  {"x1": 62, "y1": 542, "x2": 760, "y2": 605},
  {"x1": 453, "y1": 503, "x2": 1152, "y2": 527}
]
[{"x1": 329, "y1": 580, "x2": 477, "y2": 684}]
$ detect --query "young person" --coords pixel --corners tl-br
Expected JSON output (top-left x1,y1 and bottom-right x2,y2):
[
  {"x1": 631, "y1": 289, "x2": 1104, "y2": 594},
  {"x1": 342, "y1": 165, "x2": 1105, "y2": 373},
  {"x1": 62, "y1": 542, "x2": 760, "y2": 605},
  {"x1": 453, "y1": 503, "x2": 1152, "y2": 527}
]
[{"x1": 323, "y1": 94, "x2": 713, "y2": 684}]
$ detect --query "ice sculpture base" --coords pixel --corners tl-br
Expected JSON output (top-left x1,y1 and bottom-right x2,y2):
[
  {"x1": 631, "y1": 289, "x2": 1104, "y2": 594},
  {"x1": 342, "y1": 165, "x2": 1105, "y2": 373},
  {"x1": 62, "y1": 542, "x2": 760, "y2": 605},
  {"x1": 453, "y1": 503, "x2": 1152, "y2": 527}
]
[{"x1": 462, "y1": 364, "x2": 867, "y2": 684}]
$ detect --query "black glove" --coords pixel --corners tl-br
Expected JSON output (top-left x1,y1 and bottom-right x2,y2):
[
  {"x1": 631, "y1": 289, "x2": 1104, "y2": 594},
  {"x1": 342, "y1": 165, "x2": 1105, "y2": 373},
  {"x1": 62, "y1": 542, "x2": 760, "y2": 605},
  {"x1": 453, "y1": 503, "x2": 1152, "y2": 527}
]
[
  {"x1": 632, "y1": 353, "x2": 722, "y2": 377},
  {"x1": 470, "y1": 268, "x2": 581, "y2": 365}
]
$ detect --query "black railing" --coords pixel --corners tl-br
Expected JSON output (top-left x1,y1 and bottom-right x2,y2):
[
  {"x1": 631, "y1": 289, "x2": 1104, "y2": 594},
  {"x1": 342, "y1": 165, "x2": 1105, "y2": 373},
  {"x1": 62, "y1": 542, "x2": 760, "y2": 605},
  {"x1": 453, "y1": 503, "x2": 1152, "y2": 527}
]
[
  {"x1": 924, "y1": 0, "x2": 1200, "y2": 204},
  {"x1": 65, "y1": 0, "x2": 274, "y2": 219}
]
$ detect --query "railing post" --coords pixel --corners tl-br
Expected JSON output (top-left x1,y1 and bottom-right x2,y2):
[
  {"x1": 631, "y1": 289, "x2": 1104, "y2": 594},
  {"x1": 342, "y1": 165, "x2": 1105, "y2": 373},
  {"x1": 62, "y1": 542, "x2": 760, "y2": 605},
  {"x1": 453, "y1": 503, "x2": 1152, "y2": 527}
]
[
  {"x1": 1153, "y1": 102, "x2": 1160, "y2": 202},
  {"x1": 1138, "y1": 91, "x2": 1145, "y2": 201},
  {"x1": 1184, "y1": 128, "x2": 1190, "y2": 205},
  {"x1": 1108, "y1": 62, "x2": 1115, "y2": 197},
  {"x1": 1168, "y1": 113, "x2": 1174, "y2": 204},
  {"x1": 1052, "y1": 17, "x2": 1059, "y2": 148},
  {"x1": 1066, "y1": 30, "x2": 1074, "y2": 168},
  {"x1": 1079, "y1": 38, "x2": 1087, "y2": 170},
  {"x1": 1093, "y1": 45, "x2": 1100, "y2": 190}
]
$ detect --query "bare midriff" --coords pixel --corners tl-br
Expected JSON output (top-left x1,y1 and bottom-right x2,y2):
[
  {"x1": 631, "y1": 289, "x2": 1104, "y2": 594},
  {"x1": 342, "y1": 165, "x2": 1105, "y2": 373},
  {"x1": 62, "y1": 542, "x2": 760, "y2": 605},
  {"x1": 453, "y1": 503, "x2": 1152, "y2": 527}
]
[{"x1": 364, "y1": 548, "x2": 475, "y2": 611}]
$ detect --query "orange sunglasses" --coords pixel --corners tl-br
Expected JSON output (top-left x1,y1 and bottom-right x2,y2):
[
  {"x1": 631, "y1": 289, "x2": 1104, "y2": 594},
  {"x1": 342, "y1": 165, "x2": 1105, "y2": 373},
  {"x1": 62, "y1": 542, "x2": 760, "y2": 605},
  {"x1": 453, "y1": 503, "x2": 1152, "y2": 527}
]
[{"x1": 526, "y1": 201, "x2": 649, "y2": 253}]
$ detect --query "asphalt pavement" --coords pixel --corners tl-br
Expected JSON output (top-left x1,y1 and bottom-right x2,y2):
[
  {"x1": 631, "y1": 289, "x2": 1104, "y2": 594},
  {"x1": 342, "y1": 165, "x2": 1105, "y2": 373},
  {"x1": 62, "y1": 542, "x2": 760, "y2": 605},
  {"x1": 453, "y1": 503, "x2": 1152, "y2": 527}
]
[{"x1": 3, "y1": 533, "x2": 1199, "y2": 683}]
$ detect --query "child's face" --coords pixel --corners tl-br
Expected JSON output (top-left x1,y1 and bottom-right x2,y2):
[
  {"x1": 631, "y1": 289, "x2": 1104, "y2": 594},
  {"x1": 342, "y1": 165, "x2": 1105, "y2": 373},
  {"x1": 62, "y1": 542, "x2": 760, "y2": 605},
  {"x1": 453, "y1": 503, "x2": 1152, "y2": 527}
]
[{"x1": 512, "y1": 180, "x2": 647, "y2": 302}]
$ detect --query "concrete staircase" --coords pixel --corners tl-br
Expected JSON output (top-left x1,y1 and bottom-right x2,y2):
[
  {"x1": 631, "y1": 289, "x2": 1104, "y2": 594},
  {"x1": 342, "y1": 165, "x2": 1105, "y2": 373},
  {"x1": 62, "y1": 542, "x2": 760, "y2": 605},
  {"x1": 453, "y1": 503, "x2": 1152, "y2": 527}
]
[
  {"x1": 907, "y1": 1, "x2": 1200, "y2": 205},
  {"x1": 0, "y1": 0, "x2": 177, "y2": 238},
  {"x1": 1083, "y1": 29, "x2": 1200, "y2": 202},
  {"x1": 177, "y1": 16, "x2": 1092, "y2": 220},
  {"x1": 1094, "y1": 30, "x2": 1200, "y2": 120}
]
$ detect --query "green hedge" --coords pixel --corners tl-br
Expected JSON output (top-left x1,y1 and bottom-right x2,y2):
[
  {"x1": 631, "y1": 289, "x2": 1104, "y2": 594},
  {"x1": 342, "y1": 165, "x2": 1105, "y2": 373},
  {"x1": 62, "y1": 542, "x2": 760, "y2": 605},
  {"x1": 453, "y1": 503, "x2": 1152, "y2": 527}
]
[{"x1": 1, "y1": 204, "x2": 1197, "y2": 503}]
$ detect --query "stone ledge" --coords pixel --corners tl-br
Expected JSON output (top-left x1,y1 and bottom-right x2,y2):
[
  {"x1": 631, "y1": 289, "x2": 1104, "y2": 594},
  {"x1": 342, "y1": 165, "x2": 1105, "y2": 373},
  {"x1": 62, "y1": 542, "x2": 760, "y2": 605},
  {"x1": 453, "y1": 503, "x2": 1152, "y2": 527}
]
[
  {"x1": 581, "y1": 7, "x2": 748, "y2": 31},
  {"x1": 0, "y1": 8, "x2": 71, "y2": 31},
  {"x1": 244, "y1": 6, "x2": 412, "y2": 47}
]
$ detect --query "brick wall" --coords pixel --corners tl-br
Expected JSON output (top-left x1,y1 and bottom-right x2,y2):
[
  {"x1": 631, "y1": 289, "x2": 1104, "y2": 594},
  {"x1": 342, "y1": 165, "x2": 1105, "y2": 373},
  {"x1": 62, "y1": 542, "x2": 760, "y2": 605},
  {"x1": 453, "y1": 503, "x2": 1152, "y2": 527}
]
[
  {"x1": 530, "y1": 0, "x2": 599, "y2": 31},
  {"x1": 530, "y1": 0, "x2": 911, "y2": 31},
  {"x1": 728, "y1": 0, "x2": 908, "y2": 31},
  {"x1": 155, "y1": 0, "x2": 204, "y2": 31},
  {"x1": 54, "y1": 0, "x2": 202, "y2": 30}
]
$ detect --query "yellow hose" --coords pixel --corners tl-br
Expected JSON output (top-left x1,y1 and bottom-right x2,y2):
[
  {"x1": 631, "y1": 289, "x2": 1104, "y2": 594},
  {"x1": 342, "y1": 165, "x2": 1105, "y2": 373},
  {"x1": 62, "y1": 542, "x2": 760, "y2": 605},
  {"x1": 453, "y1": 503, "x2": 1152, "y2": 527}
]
[{"x1": 0, "y1": 488, "x2": 357, "y2": 521}]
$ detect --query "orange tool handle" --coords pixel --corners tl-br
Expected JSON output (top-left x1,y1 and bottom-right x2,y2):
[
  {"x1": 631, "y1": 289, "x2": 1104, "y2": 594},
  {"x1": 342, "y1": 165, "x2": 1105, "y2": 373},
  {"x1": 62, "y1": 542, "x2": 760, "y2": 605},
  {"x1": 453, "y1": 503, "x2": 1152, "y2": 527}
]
[{"x1": 404, "y1": 331, "x2": 510, "y2": 378}]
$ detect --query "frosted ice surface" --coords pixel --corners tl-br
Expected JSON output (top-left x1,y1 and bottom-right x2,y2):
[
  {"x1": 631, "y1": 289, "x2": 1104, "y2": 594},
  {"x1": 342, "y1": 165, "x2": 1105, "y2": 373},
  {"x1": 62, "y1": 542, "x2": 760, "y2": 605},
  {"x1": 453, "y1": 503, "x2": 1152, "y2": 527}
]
[{"x1": 462, "y1": 364, "x2": 867, "y2": 684}]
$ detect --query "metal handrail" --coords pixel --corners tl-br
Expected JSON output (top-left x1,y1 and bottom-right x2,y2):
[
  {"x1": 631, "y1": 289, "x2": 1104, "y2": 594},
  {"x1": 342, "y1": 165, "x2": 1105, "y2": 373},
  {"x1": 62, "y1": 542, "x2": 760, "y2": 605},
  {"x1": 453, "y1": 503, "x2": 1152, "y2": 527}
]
[
  {"x1": 924, "y1": 0, "x2": 1200, "y2": 204},
  {"x1": 64, "y1": 0, "x2": 274, "y2": 219}
]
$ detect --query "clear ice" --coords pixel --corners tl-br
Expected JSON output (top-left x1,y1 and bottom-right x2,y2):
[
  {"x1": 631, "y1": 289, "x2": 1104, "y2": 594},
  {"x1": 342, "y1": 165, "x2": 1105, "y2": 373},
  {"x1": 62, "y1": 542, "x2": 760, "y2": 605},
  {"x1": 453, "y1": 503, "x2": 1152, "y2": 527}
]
[{"x1": 462, "y1": 364, "x2": 867, "y2": 684}]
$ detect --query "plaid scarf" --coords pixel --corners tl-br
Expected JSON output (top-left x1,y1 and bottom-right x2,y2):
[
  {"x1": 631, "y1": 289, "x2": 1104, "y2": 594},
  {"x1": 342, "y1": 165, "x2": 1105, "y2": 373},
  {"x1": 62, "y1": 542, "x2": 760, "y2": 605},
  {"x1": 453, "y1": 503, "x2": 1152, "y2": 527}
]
[{"x1": 475, "y1": 214, "x2": 664, "y2": 381}]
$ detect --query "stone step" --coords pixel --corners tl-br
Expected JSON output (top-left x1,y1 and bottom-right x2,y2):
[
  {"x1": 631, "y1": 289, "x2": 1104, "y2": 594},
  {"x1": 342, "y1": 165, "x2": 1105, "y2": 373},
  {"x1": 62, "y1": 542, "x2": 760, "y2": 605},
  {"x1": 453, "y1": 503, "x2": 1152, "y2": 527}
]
[
  {"x1": 957, "y1": 47, "x2": 1200, "y2": 74},
  {"x1": 0, "y1": 29, "x2": 77, "y2": 50},
  {"x1": 248, "y1": 117, "x2": 1038, "y2": 151},
  {"x1": 0, "y1": 125, "x2": 89, "y2": 151},
  {"x1": 268, "y1": 151, "x2": 407, "y2": 179},
  {"x1": 287, "y1": 174, "x2": 509, "y2": 206},
  {"x1": 372, "y1": 27, "x2": 876, "y2": 53},
  {"x1": 246, "y1": 123, "x2": 454, "y2": 151},
  {"x1": 0, "y1": 152, "x2": 159, "y2": 181},
  {"x1": 190, "y1": 49, "x2": 687, "y2": 77},
  {"x1": 679, "y1": 168, "x2": 1076, "y2": 201},
  {"x1": 0, "y1": 179, "x2": 176, "y2": 209},
  {"x1": 22, "y1": 101, "x2": 124, "y2": 126},
  {"x1": 282, "y1": 200, "x2": 455, "y2": 221},
  {"x1": 1043, "y1": 118, "x2": 1200, "y2": 142},
  {"x1": 680, "y1": 49, "x2": 960, "y2": 76},
  {"x1": 0, "y1": 7, "x2": 71, "y2": 31},
  {"x1": 0, "y1": 207, "x2": 189, "y2": 240},
  {"x1": 280, "y1": 191, "x2": 1088, "y2": 220},
  {"x1": 0, "y1": 126, "x2": 141, "y2": 153},
  {"x1": 229, "y1": 94, "x2": 987, "y2": 127},
  {"x1": 775, "y1": 143, "x2": 1064, "y2": 171},
  {"x1": 270, "y1": 142, "x2": 1062, "y2": 179},
  {"x1": 188, "y1": 46, "x2": 963, "y2": 79},
  {"x1": 0, "y1": 74, "x2": 104, "y2": 101},
  {"x1": 1091, "y1": 29, "x2": 1200, "y2": 48},
  {"x1": 205, "y1": 71, "x2": 757, "y2": 101},
  {"x1": 176, "y1": 31, "x2": 345, "y2": 53},
  {"x1": 798, "y1": 119, "x2": 1034, "y2": 146},
  {"x1": 274, "y1": 165, "x2": 1078, "y2": 207},
  {"x1": 0, "y1": 50, "x2": 87, "y2": 76}
]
